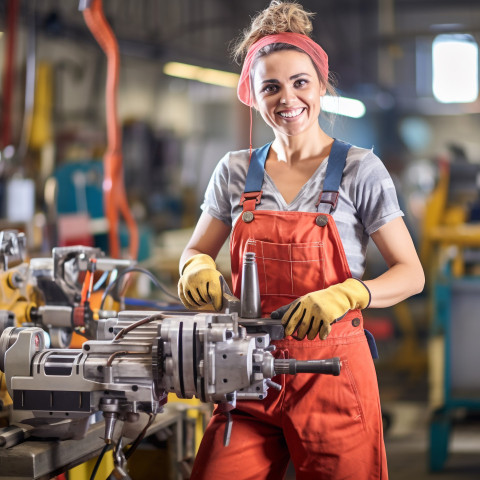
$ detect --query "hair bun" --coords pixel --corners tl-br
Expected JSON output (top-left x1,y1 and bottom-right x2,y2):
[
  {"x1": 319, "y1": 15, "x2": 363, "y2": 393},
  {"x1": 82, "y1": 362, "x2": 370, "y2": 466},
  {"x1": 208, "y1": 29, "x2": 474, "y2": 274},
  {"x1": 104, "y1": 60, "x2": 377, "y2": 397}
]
[{"x1": 233, "y1": 1, "x2": 315, "y2": 63}]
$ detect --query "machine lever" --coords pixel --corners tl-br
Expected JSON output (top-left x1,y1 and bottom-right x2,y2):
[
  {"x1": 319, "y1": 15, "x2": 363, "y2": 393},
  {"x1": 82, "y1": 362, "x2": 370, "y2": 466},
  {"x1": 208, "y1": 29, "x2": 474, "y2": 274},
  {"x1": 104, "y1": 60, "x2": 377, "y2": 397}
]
[
  {"x1": 223, "y1": 411, "x2": 233, "y2": 447},
  {"x1": 266, "y1": 379, "x2": 282, "y2": 391}
]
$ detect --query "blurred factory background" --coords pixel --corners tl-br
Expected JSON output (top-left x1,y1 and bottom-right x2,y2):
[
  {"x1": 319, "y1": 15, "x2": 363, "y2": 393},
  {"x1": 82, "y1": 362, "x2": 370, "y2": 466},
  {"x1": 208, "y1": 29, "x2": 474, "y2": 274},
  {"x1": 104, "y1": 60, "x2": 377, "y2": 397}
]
[{"x1": 0, "y1": 0, "x2": 480, "y2": 479}]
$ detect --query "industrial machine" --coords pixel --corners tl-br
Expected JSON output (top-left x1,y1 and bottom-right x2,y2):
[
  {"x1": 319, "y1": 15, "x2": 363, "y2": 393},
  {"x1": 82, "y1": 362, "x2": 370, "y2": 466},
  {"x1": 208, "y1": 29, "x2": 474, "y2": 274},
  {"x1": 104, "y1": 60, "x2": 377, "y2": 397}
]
[
  {"x1": 27, "y1": 244, "x2": 135, "y2": 348},
  {"x1": 0, "y1": 232, "x2": 137, "y2": 425},
  {"x1": 0, "y1": 232, "x2": 136, "y2": 348},
  {"x1": 0, "y1": 252, "x2": 341, "y2": 479}
]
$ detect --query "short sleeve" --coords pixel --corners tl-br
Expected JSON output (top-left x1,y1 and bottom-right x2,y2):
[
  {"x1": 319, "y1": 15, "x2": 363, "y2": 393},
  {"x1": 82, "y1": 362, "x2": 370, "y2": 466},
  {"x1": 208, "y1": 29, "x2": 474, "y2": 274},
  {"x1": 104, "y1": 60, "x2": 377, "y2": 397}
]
[
  {"x1": 200, "y1": 153, "x2": 233, "y2": 227},
  {"x1": 354, "y1": 150, "x2": 404, "y2": 235}
]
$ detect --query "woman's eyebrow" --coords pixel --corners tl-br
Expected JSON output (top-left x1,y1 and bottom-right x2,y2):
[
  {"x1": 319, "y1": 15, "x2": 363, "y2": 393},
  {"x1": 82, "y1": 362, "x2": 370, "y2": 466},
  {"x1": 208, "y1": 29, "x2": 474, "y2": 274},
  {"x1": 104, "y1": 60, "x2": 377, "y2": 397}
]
[
  {"x1": 261, "y1": 72, "x2": 311, "y2": 84},
  {"x1": 290, "y1": 72, "x2": 311, "y2": 80}
]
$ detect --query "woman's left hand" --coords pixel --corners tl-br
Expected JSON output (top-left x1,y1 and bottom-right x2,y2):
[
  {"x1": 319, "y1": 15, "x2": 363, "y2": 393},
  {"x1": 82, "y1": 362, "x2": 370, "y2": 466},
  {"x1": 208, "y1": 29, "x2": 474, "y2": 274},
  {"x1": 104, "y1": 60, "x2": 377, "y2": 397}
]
[{"x1": 277, "y1": 278, "x2": 370, "y2": 340}]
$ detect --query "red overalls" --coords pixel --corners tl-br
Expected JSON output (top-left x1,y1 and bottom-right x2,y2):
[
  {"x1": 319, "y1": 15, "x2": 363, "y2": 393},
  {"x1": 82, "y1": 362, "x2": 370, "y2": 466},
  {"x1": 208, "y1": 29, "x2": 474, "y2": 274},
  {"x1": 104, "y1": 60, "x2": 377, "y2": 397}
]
[{"x1": 191, "y1": 140, "x2": 388, "y2": 480}]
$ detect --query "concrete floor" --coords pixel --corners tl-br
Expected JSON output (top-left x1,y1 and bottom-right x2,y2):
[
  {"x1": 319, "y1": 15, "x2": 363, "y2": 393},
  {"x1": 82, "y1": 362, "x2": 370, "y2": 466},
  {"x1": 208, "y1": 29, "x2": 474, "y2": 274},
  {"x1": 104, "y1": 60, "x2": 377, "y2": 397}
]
[{"x1": 383, "y1": 401, "x2": 480, "y2": 480}]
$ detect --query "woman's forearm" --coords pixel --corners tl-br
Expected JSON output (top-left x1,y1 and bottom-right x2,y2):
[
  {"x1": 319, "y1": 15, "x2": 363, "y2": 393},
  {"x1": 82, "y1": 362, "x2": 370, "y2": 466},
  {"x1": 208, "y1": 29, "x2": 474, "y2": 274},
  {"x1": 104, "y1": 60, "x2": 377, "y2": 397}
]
[
  {"x1": 178, "y1": 212, "x2": 231, "y2": 275},
  {"x1": 363, "y1": 217, "x2": 425, "y2": 308},
  {"x1": 363, "y1": 262, "x2": 425, "y2": 309}
]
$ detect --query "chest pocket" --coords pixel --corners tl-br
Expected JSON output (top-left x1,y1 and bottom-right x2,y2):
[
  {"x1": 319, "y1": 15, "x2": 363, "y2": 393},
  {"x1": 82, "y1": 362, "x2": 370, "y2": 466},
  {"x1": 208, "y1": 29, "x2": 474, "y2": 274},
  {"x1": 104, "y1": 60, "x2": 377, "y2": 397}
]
[{"x1": 245, "y1": 238, "x2": 326, "y2": 298}]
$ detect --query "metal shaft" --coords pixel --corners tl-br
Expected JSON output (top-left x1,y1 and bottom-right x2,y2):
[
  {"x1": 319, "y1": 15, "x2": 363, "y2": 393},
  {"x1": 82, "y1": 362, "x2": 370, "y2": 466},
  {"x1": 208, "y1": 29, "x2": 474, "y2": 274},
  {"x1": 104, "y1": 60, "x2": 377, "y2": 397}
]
[
  {"x1": 240, "y1": 252, "x2": 262, "y2": 318},
  {"x1": 274, "y1": 357, "x2": 341, "y2": 376}
]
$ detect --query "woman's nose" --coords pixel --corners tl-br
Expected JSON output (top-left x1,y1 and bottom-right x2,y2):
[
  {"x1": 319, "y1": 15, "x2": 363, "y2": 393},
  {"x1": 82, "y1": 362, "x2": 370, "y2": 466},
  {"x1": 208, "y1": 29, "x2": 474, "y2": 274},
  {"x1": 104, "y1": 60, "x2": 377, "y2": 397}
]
[{"x1": 280, "y1": 87, "x2": 295, "y2": 105}]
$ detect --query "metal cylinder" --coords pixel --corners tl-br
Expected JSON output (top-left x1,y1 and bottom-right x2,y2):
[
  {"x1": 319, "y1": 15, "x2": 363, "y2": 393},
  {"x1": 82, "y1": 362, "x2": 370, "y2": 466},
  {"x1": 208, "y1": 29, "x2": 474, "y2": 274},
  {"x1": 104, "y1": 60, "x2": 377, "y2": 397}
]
[
  {"x1": 240, "y1": 252, "x2": 262, "y2": 319},
  {"x1": 274, "y1": 357, "x2": 341, "y2": 376},
  {"x1": 0, "y1": 425, "x2": 31, "y2": 448},
  {"x1": 37, "y1": 305, "x2": 73, "y2": 328}
]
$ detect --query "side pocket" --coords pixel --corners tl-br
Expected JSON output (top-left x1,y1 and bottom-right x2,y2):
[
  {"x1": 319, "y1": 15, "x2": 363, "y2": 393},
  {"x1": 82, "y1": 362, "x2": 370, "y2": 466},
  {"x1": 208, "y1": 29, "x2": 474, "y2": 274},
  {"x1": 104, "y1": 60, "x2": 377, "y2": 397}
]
[{"x1": 342, "y1": 358, "x2": 367, "y2": 431}]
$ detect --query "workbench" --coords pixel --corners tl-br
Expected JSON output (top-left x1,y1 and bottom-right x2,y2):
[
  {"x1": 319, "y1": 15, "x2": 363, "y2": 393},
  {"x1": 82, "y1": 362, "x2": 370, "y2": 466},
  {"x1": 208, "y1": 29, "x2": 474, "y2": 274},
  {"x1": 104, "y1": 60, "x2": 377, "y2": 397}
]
[{"x1": 0, "y1": 404, "x2": 185, "y2": 480}]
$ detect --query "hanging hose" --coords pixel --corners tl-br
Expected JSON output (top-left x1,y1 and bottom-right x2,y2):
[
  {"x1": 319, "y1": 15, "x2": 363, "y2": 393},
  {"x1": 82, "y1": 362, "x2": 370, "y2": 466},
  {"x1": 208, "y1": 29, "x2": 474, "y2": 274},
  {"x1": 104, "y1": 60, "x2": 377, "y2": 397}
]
[{"x1": 81, "y1": 0, "x2": 139, "y2": 260}]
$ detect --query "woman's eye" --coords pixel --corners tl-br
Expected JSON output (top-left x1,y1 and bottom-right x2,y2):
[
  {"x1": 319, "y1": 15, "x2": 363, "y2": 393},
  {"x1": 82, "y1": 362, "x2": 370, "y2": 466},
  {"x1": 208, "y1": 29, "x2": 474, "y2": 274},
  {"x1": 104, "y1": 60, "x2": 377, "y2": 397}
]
[
  {"x1": 262, "y1": 84, "x2": 278, "y2": 93},
  {"x1": 294, "y1": 79, "x2": 308, "y2": 88}
]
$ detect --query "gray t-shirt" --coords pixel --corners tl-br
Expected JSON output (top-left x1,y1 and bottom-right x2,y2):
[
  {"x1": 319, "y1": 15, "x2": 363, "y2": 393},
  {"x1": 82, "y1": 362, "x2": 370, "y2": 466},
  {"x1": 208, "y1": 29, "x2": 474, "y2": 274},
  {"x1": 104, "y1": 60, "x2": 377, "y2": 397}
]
[{"x1": 201, "y1": 144, "x2": 403, "y2": 278}]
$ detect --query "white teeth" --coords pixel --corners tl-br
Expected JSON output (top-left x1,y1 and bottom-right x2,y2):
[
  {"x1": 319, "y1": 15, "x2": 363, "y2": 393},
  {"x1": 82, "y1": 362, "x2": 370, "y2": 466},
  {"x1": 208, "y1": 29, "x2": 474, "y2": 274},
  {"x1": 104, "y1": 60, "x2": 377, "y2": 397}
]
[{"x1": 279, "y1": 108, "x2": 303, "y2": 118}]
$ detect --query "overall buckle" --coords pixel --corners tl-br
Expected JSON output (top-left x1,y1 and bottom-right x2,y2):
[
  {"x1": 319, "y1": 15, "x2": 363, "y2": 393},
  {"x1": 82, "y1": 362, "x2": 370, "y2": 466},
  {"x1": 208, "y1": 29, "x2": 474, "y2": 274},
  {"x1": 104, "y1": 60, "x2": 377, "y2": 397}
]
[{"x1": 239, "y1": 191, "x2": 263, "y2": 206}]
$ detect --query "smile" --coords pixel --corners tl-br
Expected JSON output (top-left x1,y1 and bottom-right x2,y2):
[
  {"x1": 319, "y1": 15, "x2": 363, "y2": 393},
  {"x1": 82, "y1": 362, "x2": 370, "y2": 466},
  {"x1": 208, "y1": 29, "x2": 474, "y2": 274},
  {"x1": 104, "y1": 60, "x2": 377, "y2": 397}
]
[{"x1": 278, "y1": 108, "x2": 304, "y2": 118}]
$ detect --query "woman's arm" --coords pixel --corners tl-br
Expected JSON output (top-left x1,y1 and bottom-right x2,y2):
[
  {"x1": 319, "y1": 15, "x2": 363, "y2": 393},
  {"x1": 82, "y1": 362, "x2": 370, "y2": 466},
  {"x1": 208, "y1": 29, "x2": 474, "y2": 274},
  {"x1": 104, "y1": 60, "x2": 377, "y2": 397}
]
[
  {"x1": 363, "y1": 217, "x2": 425, "y2": 308},
  {"x1": 179, "y1": 212, "x2": 231, "y2": 274}
]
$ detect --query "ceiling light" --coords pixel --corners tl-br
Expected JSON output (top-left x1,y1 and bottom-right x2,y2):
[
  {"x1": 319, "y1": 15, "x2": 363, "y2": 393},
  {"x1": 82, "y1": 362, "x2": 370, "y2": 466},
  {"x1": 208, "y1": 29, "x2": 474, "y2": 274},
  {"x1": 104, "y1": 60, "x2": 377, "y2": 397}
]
[
  {"x1": 321, "y1": 95, "x2": 366, "y2": 118},
  {"x1": 163, "y1": 62, "x2": 239, "y2": 88},
  {"x1": 432, "y1": 34, "x2": 478, "y2": 103}
]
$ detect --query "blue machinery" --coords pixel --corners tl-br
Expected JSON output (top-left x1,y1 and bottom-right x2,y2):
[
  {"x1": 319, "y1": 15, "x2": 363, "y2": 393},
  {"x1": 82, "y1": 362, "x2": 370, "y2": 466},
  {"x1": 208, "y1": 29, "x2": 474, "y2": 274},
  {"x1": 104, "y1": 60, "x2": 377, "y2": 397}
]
[
  {"x1": 429, "y1": 259, "x2": 480, "y2": 471},
  {"x1": 421, "y1": 159, "x2": 480, "y2": 471}
]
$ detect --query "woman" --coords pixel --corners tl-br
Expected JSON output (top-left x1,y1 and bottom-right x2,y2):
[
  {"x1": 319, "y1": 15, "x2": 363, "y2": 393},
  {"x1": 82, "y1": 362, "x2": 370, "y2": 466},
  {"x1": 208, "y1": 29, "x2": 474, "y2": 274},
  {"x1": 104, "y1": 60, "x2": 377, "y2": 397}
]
[{"x1": 178, "y1": 2, "x2": 424, "y2": 479}]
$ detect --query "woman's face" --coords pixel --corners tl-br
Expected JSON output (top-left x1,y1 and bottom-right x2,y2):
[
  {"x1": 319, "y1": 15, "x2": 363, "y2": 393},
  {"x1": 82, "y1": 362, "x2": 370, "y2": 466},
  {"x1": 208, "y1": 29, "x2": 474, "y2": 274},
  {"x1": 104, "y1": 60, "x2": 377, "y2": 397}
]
[{"x1": 251, "y1": 49, "x2": 326, "y2": 137}]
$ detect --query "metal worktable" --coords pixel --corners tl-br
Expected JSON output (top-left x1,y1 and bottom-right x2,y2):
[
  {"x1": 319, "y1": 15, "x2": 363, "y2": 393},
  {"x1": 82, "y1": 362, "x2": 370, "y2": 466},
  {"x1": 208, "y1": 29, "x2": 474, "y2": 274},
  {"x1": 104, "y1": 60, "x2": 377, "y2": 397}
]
[{"x1": 0, "y1": 404, "x2": 184, "y2": 480}]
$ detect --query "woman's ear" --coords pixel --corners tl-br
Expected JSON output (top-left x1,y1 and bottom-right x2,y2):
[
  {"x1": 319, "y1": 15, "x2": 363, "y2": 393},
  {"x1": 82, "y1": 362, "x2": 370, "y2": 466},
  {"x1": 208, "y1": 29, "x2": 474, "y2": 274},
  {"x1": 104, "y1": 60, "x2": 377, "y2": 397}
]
[
  {"x1": 319, "y1": 82, "x2": 327, "y2": 97},
  {"x1": 249, "y1": 75, "x2": 258, "y2": 110},
  {"x1": 250, "y1": 90, "x2": 258, "y2": 110}
]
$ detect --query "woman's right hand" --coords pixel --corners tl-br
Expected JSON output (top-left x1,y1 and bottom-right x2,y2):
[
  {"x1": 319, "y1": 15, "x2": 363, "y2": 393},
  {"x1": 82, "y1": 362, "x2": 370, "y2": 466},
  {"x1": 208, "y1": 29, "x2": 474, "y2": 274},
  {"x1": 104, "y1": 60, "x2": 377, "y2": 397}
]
[{"x1": 178, "y1": 254, "x2": 223, "y2": 311}]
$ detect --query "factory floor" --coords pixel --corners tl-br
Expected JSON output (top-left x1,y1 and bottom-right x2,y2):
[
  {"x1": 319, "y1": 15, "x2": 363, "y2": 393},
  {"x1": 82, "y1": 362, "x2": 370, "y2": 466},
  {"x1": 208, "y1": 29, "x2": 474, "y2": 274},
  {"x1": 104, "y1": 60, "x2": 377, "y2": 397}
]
[{"x1": 380, "y1": 390, "x2": 480, "y2": 480}]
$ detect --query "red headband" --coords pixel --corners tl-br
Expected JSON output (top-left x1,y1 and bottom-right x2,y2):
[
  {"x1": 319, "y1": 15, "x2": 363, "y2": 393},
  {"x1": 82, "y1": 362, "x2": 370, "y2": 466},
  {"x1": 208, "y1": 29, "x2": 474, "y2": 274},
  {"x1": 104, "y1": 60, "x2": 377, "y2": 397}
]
[{"x1": 237, "y1": 32, "x2": 329, "y2": 107}]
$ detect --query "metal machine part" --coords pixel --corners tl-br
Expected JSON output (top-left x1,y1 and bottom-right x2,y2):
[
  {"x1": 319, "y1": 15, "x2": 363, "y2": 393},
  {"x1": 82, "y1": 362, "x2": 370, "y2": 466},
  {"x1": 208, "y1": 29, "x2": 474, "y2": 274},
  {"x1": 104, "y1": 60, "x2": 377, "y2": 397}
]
[
  {"x1": 0, "y1": 241, "x2": 135, "y2": 349},
  {"x1": 219, "y1": 253, "x2": 285, "y2": 340},
  {"x1": 0, "y1": 230, "x2": 26, "y2": 271},
  {"x1": 240, "y1": 252, "x2": 261, "y2": 318},
  {"x1": 0, "y1": 311, "x2": 15, "y2": 412},
  {"x1": 31, "y1": 246, "x2": 129, "y2": 307},
  {"x1": 26, "y1": 246, "x2": 136, "y2": 347},
  {"x1": 0, "y1": 310, "x2": 340, "y2": 449},
  {"x1": 0, "y1": 231, "x2": 34, "y2": 331},
  {"x1": 0, "y1": 311, "x2": 14, "y2": 336}
]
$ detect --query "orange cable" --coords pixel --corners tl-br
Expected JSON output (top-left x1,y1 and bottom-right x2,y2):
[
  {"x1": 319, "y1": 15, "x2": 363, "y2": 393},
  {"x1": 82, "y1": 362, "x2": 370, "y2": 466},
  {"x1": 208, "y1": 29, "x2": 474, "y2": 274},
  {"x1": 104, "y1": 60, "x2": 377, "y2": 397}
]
[{"x1": 82, "y1": 0, "x2": 139, "y2": 260}]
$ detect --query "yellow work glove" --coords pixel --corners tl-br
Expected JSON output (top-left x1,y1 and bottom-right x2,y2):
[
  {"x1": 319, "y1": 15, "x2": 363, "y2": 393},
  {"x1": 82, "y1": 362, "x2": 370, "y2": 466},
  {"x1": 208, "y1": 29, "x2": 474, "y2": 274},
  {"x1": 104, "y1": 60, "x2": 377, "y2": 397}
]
[
  {"x1": 278, "y1": 278, "x2": 370, "y2": 341},
  {"x1": 178, "y1": 254, "x2": 223, "y2": 311}
]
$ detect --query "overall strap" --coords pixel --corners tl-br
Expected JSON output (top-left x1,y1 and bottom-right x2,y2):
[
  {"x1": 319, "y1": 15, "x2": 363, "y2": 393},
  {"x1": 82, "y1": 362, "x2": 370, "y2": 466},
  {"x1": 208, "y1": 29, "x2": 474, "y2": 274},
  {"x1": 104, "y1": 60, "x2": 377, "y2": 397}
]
[
  {"x1": 239, "y1": 142, "x2": 272, "y2": 211},
  {"x1": 316, "y1": 138, "x2": 352, "y2": 214}
]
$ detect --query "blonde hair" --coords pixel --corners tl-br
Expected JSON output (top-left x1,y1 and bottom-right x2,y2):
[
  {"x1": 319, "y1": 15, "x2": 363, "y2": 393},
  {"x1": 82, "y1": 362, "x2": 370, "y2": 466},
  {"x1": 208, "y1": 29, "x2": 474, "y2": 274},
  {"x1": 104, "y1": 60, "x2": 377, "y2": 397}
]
[{"x1": 232, "y1": 1, "x2": 315, "y2": 64}]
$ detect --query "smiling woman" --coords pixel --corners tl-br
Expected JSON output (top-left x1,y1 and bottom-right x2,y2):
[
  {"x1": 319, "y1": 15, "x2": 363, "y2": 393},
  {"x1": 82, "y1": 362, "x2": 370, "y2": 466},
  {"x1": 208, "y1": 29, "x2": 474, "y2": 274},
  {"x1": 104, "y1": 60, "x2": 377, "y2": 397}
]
[
  {"x1": 251, "y1": 49, "x2": 324, "y2": 141},
  {"x1": 177, "y1": 2, "x2": 424, "y2": 479}
]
